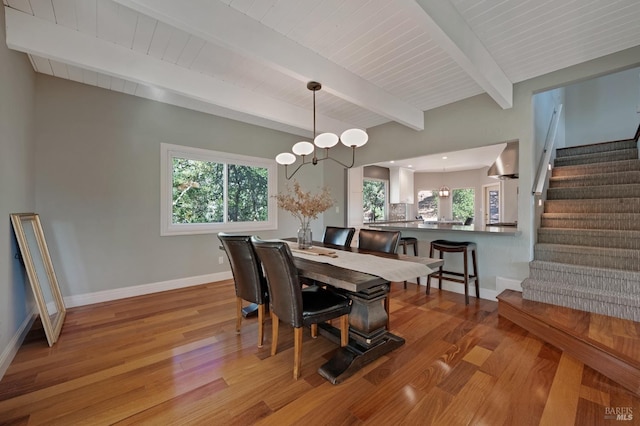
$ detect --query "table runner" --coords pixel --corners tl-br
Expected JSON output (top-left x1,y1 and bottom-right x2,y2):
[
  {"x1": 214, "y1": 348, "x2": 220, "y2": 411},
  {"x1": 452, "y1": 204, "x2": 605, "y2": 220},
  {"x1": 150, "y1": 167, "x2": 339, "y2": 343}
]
[{"x1": 285, "y1": 241, "x2": 431, "y2": 282}]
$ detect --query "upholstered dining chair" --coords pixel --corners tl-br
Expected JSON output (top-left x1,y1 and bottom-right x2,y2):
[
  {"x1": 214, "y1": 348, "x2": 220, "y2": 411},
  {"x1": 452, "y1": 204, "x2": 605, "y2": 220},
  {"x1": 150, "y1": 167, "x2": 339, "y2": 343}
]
[
  {"x1": 357, "y1": 228, "x2": 401, "y2": 254},
  {"x1": 357, "y1": 228, "x2": 401, "y2": 325},
  {"x1": 251, "y1": 237, "x2": 351, "y2": 380},
  {"x1": 218, "y1": 233, "x2": 268, "y2": 348},
  {"x1": 322, "y1": 226, "x2": 356, "y2": 248}
]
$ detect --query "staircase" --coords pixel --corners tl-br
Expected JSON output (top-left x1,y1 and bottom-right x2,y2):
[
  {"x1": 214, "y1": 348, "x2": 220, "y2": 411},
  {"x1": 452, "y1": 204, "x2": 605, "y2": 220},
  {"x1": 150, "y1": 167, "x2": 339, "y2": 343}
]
[{"x1": 521, "y1": 125, "x2": 640, "y2": 322}]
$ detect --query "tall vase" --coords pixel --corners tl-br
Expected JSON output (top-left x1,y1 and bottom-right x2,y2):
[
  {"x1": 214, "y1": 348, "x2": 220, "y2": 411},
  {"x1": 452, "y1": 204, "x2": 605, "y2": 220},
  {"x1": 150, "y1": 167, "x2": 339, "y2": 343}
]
[{"x1": 297, "y1": 226, "x2": 312, "y2": 249}]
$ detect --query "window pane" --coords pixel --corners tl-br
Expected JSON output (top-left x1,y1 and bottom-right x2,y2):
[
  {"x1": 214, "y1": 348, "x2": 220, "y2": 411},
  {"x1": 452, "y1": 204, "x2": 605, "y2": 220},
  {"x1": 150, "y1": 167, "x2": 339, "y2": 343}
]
[
  {"x1": 172, "y1": 157, "x2": 224, "y2": 224},
  {"x1": 452, "y1": 188, "x2": 474, "y2": 221},
  {"x1": 418, "y1": 190, "x2": 438, "y2": 220},
  {"x1": 363, "y1": 179, "x2": 386, "y2": 221},
  {"x1": 227, "y1": 164, "x2": 269, "y2": 222},
  {"x1": 488, "y1": 189, "x2": 500, "y2": 223}
]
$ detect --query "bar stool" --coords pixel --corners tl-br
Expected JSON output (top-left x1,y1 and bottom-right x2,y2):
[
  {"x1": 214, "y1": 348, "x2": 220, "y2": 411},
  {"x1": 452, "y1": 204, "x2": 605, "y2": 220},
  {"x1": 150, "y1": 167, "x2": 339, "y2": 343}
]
[
  {"x1": 427, "y1": 239, "x2": 479, "y2": 304},
  {"x1": 398, "y1": 236, "x2": 419, "y2": 288}
]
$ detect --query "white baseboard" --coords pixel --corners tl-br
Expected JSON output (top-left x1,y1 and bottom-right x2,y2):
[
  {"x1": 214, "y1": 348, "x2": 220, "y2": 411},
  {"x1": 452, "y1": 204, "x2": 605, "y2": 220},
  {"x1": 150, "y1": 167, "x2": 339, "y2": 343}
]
[
  {"x1": 0, "y1": 308, "x2": 37, "y2": 380},
  {"x1": 496, "y1": 276, "x2": 524, "y2": 293},
  {"x1": 64, "y1": 271, "x2": 233, "y2": 308}
]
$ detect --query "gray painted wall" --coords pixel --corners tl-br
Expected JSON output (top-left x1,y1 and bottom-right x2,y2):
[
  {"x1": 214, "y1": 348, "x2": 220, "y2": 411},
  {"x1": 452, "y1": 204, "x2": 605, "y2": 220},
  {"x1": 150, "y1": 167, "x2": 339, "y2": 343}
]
[
  {"x1": 565, "y1": 66, "x2": 640, "y2": 146},
  {"x1": 33, "y1": 76, "x2": 324, "y2": 297},
  {"x1": 0, "y1": 9, "x2": 37, "y2": 373}
]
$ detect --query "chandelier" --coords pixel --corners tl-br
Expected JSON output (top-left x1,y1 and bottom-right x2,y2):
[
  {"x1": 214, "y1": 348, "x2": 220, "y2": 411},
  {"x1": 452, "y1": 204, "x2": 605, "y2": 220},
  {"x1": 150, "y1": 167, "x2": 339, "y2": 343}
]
[
  {"x1": 438, "y1": 186, "x2": 450, "y2": 198},
  {"x1": 275, "y1": 82, "x2": 368, "y2": 180}
]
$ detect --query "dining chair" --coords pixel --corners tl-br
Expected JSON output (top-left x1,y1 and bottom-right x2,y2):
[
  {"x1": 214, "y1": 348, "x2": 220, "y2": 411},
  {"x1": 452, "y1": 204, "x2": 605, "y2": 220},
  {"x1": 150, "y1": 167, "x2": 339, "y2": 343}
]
[
  {"x1": 322, "y1": 226, "x2": 356, "y2": 248},
  {"x1": 218, "y1": 233, "x2": 268, "y2": 348},
  {"x1": 357, "y1": 228, "x2": 401, "y2": 326},
  {"x1": 357, "y1": 228, "x2": 401, "y2": 253},
  {"x1": 251, "y1": 237, "x2": 351, "y2": 380}
]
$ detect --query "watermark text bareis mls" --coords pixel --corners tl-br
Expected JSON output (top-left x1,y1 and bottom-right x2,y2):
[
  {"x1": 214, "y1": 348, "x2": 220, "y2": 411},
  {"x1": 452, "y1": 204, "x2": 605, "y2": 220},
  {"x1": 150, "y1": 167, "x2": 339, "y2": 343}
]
[{"x1": 604, "y1": 407, "x2": 633, "y2": 421}]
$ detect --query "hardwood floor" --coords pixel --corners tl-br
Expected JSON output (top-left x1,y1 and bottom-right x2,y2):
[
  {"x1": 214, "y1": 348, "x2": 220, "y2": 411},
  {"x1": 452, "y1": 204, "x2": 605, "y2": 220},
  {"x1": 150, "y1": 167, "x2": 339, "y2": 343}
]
[{"x1": 1, "y1": 280, "x2": 638, "y2": 425}]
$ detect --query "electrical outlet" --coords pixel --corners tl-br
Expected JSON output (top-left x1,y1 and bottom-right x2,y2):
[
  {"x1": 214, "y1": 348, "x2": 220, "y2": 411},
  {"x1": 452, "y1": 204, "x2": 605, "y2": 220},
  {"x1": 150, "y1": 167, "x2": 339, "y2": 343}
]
[{"x1": 218, "y1": 256, "x2": 224, "y2": 264}]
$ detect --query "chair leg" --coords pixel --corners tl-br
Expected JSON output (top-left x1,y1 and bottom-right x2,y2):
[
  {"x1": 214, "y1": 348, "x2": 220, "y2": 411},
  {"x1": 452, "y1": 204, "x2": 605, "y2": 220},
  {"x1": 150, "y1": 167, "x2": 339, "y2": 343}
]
[
  {"x1": 257, "y1": 303, "x2": 265, "y2": 348},
  {"x1": 463, "y1": 249, "x2": 469, "y2": 305},
  {"x1": 414, "y1": 242, "x2": 420, "y2": 284},
  {"x1": 472, "y1": 248, "x2": 480, "y2": 298},
  {"x1": 235, "y1": 297, "x2": 242, "y2": 333},
  {"x1": 271, "y1": 312, "x2": 279, "y2": 356},
  {"x1": 293, "y1": 327, "x2": 303, "y2": 380},
  {"x1": 340, "y1": 314, "x2": 349, "y2": 347},
  {"x1": 427, "y1": 244, "x2": 434, "y2": 295},
  {"x1": 438, "y1": 251, "x2": 444, "y2": 290},
  {"x1": 311, "y1": 323, "x2": 318, "y2": 338},
  {"x1": 402, "y1": 242, "x2": 408, "y2": 289}
]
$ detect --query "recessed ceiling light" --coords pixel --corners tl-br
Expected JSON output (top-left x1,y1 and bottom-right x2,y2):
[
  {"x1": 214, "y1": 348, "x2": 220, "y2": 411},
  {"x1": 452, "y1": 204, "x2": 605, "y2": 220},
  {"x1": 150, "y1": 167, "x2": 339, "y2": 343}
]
[
  {"x1": 442, "y1": 156, "x2": 448, "y2": 160},
  {"x1": 408, "y1": 165, "x2": 413, "y2": 168},
  {"x1": 390, "y1": 160, "x2": 395, "y2": 163}
]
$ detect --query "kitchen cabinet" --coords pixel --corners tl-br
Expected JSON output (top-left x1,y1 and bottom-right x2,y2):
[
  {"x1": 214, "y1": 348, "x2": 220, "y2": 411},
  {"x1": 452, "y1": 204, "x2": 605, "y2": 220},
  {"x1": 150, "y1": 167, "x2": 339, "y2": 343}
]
[{"x1": 389, "y1": 167, "x2": 414, "y2": 204}]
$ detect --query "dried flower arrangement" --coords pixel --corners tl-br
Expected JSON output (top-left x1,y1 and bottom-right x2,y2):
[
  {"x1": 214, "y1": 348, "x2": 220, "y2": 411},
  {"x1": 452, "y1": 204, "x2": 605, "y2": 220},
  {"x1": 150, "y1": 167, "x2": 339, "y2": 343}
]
[{"x1": 275, "y1": 181, "x2": 334, "y2": 230}]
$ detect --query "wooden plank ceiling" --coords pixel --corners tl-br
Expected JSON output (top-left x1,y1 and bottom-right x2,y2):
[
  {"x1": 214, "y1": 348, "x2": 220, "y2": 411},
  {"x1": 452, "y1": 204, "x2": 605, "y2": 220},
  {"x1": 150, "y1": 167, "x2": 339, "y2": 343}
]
[{"x1": 3, "y1": 0, "x2": 640, "y2": 138}]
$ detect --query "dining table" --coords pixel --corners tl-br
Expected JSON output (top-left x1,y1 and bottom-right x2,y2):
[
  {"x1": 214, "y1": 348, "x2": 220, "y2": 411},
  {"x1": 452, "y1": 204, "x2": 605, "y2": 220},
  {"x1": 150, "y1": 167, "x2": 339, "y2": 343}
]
[{"x1": 283, "y1": 239, "x2": 444, "y2": 384}]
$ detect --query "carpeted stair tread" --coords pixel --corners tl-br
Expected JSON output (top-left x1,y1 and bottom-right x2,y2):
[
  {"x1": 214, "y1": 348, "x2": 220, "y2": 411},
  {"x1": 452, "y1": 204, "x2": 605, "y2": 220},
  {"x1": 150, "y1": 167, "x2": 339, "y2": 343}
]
[
  {"x1": 556, "y1": 139, "x2": 637, "y2": 158},
  {"x1": 547, "y1": 183, "x2": 640, "y2": 200},
  {"x1": 549, "y1": 171, "x2": 640, "y2": 188},
  {"x1": 552, "y1": 159, "x2": 640, "y2": 178},
  {"x1": 554, "y1": 148, "x2": 638, "y2": 167},
  {"x1": 529, "y1": 260, "x2": 640, "y2": 293},
  {"x1": 534, "y1": 243, "x2": 640, "y2": 271},
  {"x1": 537, "y1": 228, "x2": 640, "y2": 249},
  {"x1": 541, "y1": 212, "x2": 640, "y2": 230},
  {"x1": 522, "y1": 278, "x2": 640, "y2": 321},
  {"x1": 544, "y1": 198, "x2": 640, "y2": 213}
]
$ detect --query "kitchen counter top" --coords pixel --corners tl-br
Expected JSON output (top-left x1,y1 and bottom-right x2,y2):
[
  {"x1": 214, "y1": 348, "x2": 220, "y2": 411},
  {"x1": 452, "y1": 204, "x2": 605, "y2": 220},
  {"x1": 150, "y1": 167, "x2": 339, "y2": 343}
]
[
  {"x1": 367, "y1": 222, "x2": 520, "y2": 236},
  {"x1": 364, "y1": 219, "x2": 423, "y2": 225}
]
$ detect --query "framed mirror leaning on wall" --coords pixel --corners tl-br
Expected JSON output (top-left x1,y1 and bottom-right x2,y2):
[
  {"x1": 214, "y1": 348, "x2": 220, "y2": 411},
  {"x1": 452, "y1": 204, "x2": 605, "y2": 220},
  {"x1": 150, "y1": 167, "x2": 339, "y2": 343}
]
[{"x1": 10, "y1": 213, "x2": 66, "y2": 346}]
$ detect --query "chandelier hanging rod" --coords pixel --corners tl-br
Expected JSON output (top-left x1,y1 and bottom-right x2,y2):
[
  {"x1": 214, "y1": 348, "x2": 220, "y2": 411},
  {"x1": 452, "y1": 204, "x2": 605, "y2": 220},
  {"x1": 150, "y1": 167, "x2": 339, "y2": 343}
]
[{"x1": 275, "y1": 81, "x2": 368, "y2": 180}]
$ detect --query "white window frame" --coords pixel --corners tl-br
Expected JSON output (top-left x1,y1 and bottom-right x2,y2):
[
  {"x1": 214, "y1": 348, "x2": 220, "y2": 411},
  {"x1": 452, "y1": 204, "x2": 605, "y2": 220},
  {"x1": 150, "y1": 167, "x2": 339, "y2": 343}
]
[{"x1": 161, "y1": 143, "x2": 278, "y2": 236}]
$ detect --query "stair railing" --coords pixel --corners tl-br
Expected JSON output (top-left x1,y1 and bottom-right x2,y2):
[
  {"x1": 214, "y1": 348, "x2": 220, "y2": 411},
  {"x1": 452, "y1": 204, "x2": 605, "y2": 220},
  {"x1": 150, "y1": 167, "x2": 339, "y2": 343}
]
[{"x1": 532, "y1": 104, "x2": 563, "y2": 196}]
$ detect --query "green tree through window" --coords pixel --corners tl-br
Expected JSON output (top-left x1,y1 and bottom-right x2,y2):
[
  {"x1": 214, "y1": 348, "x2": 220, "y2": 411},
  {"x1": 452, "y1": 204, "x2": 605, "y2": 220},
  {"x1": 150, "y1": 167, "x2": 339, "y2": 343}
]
[
  {"x1": 162, "y1": 144, "x2": 277, "y2": 235},
  {"x1": 363, "y1": 179, "x2": 386, "y2": 221},
  {"x1": 452, "y1": 188, "x2": 474, "y2": 221},
  {"x1": 172, "y1": 157, "x2": 224, "y2": 223}
]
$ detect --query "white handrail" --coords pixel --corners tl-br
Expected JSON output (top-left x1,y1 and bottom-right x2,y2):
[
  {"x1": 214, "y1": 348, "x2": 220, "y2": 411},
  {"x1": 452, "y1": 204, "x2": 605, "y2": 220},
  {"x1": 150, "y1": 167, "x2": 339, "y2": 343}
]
[{"x1": 532, "y1": 104, "x2": 563, "y2": 195}]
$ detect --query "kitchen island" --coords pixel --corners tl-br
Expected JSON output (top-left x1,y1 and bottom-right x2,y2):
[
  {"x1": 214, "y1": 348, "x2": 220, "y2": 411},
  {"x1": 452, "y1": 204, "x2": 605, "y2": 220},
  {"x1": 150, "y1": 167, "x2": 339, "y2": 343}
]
[
  {"x1": 365, "y1": 221, "x2": 526, "y2": 300},
  {"x1": 367, "y1": 222, "x2": 520, "y2": 236}
]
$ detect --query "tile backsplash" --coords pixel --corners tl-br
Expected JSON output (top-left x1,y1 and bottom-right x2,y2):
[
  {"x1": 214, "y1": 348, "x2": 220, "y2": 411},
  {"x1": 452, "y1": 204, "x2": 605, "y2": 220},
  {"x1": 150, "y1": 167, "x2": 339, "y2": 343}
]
[{"x1": 389, "y1": 203, "x2": 408, "y2": 220}]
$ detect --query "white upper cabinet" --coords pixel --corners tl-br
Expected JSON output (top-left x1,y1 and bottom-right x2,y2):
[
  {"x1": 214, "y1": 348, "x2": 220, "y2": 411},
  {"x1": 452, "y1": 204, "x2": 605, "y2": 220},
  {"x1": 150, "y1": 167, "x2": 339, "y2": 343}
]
[{"x1": 389, "y1": 167, "x2": 415, "y2": 204}]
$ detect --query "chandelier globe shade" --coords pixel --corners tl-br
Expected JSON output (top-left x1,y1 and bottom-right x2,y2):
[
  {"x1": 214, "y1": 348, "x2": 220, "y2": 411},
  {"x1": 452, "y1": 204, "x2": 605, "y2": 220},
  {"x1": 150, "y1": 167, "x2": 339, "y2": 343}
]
[
  {"x1": 341, "y1": 128, "x2": 368, "y2": 147},
  {"x1": 275, "y1": 152, "x2": 296, "y2": 165},
  {"x1": 275, "y1": 81, "x2": 368, "y2": 179},
  {"x1": 314, "y1": 132, "x2": 339, "y2": 148},
  {"x1": 292, "y1": 141, "x2": 314, "y2": 156}
]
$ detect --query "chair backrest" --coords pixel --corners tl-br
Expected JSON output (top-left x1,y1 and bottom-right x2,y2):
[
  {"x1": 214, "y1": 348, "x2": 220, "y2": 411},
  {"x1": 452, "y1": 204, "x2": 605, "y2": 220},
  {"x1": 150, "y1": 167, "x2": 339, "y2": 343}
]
[
  {"x1": 218, "y1": 233, "x2": 267, "y2": 305},
  {"x1": 357, "y1": 229, "x2": 401, "y2": 254},
  {"x1": 323, "y1": 226, "x2": 356, "y2": 247},
  {"x1": 464, "y1": 217, "x2": 474, "y2": 225},
  {"x1": 250, "y1": 237, "x2": 304, "y2": 328}
]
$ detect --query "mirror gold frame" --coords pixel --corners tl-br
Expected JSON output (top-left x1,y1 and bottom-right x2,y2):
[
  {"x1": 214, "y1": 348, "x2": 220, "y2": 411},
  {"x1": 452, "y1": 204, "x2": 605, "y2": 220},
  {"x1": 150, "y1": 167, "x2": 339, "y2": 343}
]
[{"x1": 11, "y1": 213, "x2": 66, "y2": 346}]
